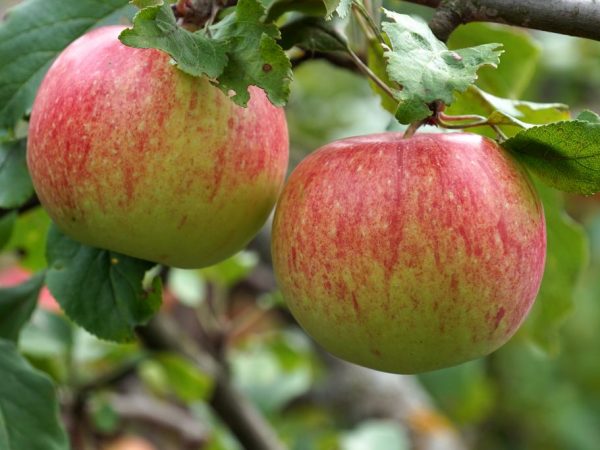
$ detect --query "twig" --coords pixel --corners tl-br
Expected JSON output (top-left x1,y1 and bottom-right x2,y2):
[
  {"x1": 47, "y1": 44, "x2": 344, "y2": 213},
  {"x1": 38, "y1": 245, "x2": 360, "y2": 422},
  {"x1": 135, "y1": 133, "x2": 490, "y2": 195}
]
[
  {"x1": 108, "y1": 392, "x2": 209, "y2": 447},
  {"x1": 0, "y1": 195, "x2": 40, "y2": 220}
]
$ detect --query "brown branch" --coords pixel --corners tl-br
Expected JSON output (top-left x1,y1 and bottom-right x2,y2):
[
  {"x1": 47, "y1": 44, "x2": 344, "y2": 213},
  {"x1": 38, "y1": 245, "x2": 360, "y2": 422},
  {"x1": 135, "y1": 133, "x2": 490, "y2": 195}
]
[
  {"x1": 137, "y1": 316, "x2": 285, "y2": 450},
  {"x1": 173, "y1": 0, "x2": 237, "y2": 30},
  {"x1": 108, "y1": 392, "x2": 209, "y2": 447},
  {"x1": 0, "y1": 195, "x2": 40, "y2": 220},
  {"x1": 404, "y1": 0, "x2": 600, "y2": 42},
  {"x1": 312, "y1": 354, "x2": 467, "y2": 450}
]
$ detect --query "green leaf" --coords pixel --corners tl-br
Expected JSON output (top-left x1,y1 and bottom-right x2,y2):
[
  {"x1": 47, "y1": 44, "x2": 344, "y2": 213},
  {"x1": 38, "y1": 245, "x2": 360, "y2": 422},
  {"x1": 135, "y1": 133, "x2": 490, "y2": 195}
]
[
  {"x1": 6, "y1": 208, "x2": 51, "y2": 271},
  {"x1": 265, "y1": 0, "x2": 328, "y2": 23},
  {"x1": 167, "y1": 269, "x2": 205, "y2": 306},
  {"x1": 577, "y1": 110, "x2": 600, "y2": 124},
  {"x1": 0, "y1": 211, "x2": 16, "y2": 250},
  {"x1": 231, "y1": 330, "x2": 315, "y2": 414},
  {"x1": 200, "y1": 251, "x2": 258, "y2": 287},
  {"x1": 0, "y1": 139, "x2": 34, "y2": 208},
  {"x1": 448, "y1": 23, "x2": 540, "y2": 98},
  {"x1": 279, "y1": 17, "x2": 347, "y2": 52},
  {"x1": 381, "y1": 11, "x2": 502, "y2": 124},
  {"x1": 0, "y1": 273, "x2": 44, "y2": 342},
  {"x1": 475, "y1": 88, "x2": 569, "y2": 126},
  {"x1": 45, "y1": 225, "x2": 162, "y2": 342},
  {"x1": 140, "y1": 353, "x2": 213, "y2": 402},
  {"x1": 418, "y1": 360, "x2": 494, "y2": 424},
  {"x1": 342, "y1": 420, "x2": 409, "y2": 450},
  {"x1": 0, "y1": 339, "x2": 69, "y2": 450},
  {"x1": 522, "y1": 181, "x2": 588, "y2": 353},
  {"x1": 367, "y1": 35, "x2": 397, "y2": 115},
  {"x1": 19, "y1": 310, "x2": 74, "y2": 383},
  {"x1": 0, "y1": 0, "x2": 133, "y2": 129},
  {"x1": 503, "y1": 120, "x2": 600, "y2": 194},
  {"x1": 212, "y1": 0, "x2": 292, "y2": 106},
  {"x1": 119, "y1": 1, "x2": 228, "y2": 78},
  {"x1": 447, "y1": 86, "x2": 569, "y2": 138},
  {"x1": 334, "y1": 0, "x2": 352, "y2": 18}
]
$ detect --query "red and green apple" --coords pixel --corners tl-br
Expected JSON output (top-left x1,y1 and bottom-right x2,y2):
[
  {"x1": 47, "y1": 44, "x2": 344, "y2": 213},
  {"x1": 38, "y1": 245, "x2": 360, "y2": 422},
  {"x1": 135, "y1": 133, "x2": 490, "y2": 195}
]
[
  {"x1": 27, "y1": 26, "x2": 289, "y2": 268},
  {"x1": 272, "y1": 132, "x2": 546, "y2": 373}
]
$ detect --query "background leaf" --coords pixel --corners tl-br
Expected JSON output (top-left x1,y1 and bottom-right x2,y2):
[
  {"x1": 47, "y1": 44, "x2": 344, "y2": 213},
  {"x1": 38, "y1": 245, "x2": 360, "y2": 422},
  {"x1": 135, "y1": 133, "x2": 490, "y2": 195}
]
[
  {"x1": 139, "y1": 353, "x2": 214, "y2": 403},
  {"x1": 448, "y1": 22, "x2": 540, "y2": 99},
  {"x1": 279, "y1": 17, "x2": 347, "y2": 53},
  {"x1": 5, "y1": 208, "x2": 51, "y2": 271},
  {"x1": 0, "y1": 339, "x2": 69, "y2": 450},
  {"x1": 45, "y1": 225, "x2": 162, "y2": 342},
  {"x1": 0, "y1": 211, "x2": 16, "y2": 250},
  {"x1": 0, "y1": 139, "x2": 33, "y2": 208},
  {"x1": 447, "y1": 86, "x2": 569, "y2": 138},
  {"x1": 0, "y1": 0, "x2": 133, "y2": 129},
  {"x1": 577, "y1": 110, "x2": 600, "y2": 123},
  {"x1": 0, "y1": 272, "x2": 43, "y2": 342},
  {"x1": 265, "y1": 0, "x2": 328, "y2": 23},
  {"x1": 341, "y1": 420, "x2": 409, "y2": 450},
  {"x1": 520, "y1": 181, "x2": 588, "y2": 353}
]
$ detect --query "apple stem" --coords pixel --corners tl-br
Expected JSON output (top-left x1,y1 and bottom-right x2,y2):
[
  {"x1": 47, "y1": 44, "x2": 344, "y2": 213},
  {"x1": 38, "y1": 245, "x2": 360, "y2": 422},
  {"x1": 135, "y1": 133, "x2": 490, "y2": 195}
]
[{"x1": 404, "y1": 119, "x2": 426, "y2": 138}]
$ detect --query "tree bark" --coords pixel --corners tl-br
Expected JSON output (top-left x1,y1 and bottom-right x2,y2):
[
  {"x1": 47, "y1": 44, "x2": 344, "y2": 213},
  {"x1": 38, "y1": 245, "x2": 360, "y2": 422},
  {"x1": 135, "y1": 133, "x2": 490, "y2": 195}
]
[{"x1": 405, "y1": 0, "x2": 600, "y2": 42}]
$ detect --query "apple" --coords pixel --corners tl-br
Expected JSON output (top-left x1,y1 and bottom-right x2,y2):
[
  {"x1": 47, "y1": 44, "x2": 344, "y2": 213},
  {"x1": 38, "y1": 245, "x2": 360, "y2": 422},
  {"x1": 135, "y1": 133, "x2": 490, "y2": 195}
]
[
  {"x1": 27, "y1": 26, "x2": 288, "y2": 269},
  {"x1": 272, "y1": 132, "x2": 546, "y2": 373},
  {"x1": 0, "y1": 266, "x2": 61, "y2": 313},
  {"x1": 103, "y1": 436, "x2": 156, "y2": 450}
]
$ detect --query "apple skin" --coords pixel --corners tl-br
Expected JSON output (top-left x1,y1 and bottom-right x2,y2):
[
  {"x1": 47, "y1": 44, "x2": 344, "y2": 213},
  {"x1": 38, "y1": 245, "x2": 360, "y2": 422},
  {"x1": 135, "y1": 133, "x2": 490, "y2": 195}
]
[
  {"x1": 272, "y1": 133, "x2": 546, "y2": 374},
  {"x1": 27, "y1": 26, "x2": 288, "y2": 269},
  {"x1": 103, "y1": 436, "x2": 156, "y2": 450}
]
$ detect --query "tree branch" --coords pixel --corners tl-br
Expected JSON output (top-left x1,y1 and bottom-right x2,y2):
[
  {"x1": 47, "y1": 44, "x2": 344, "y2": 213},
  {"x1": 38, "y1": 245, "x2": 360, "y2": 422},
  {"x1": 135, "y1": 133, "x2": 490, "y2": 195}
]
[
  {"x1": 137, "y1": 317, "x2": 285, "y2": 450},
  {"x1": 0, "y1": 195, "x2": 40, "y2": 220},
  {"x1": 108, "y1": 392, "x2": 209, "y2": 447},
  {"x1": 310, "y1": 354, "x2": 467, "y2": 450},
  {"x1": 405, "y1": 0, "x2": 600, "y2": 42}
]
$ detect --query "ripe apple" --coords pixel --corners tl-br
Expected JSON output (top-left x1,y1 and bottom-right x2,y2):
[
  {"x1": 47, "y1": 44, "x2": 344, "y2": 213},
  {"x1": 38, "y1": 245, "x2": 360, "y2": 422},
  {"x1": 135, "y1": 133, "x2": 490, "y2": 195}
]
[
  {"x1": 272, "y1": 132, "x2": 546, "y2": 373},
  {"x1": 27, "y1": 26, "x2": 288, "y2": 268}
]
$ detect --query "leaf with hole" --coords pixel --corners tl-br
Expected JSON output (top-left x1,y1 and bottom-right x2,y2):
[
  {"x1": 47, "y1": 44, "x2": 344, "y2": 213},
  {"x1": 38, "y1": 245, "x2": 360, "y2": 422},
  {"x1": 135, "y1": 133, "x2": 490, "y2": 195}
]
[
  {"x1": 381, "y1": 11, "x2": 502, "y2": 124},
  {"x1": 119, "y1": 0, "x2": 228, "y2": 78}
]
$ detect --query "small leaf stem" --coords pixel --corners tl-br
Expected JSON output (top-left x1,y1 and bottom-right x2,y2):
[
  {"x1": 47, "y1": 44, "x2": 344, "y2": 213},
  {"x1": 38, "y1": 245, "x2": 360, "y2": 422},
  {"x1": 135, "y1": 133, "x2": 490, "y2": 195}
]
[
  {"x1": 346, "y1": 46, "x2": 397, "y2": 101},
  {"x1": 351, "y1": 2, "x2": 387, "y2": 47},
  {"x1": 437, "y1": 112, "x2": 488, "y2": 123},
  {"x1": 435, "y1": 111, "x2": 508, "y2": 141},
  {"x1": 436, "y1": 111, "x2": 488, "y2": 128}
]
